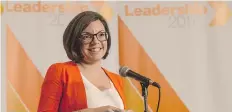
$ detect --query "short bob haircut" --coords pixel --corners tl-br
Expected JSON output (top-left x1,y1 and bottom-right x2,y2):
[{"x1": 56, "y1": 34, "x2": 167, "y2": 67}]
[{"x1": 63, "y1": 11, "x2": 111, "y2": 63}]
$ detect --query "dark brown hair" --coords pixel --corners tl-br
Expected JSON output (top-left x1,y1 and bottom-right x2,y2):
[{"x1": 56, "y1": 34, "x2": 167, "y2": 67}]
[{"x1": 63, "y1": 11, "x2": 111, "y2": 63}]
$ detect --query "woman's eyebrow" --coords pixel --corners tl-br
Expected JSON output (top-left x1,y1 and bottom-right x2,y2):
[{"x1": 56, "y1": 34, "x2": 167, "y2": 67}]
[{"x1": 82, "y1": 30, "x2": 105, "y2": 34}]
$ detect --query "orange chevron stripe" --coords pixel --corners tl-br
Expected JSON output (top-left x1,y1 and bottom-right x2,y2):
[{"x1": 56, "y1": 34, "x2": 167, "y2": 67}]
[
  {"x1": 7, "y1": 25, "x2": 44, "y2": 111},
  {"x1": 209, "y1": 1, "x2": 231, "y2": 26},
  {"x1": 118, "y1": 17, "x2": 189, "y2": 112},
  {"x1": 7, "y1": 81, "x2": 28, "y2": 112},
  {"x1": 90, "y1": 1, "x2": 113, "y2": 21},
  {"x1": 0, "y1": 3, "x2": 3, "y2": 15},
  {"x1": 90, "y1": 1, "x2": 105, "y2": 10},
  {"x1": 123, "y1": 78, "x2": 147, "y2": 111}
]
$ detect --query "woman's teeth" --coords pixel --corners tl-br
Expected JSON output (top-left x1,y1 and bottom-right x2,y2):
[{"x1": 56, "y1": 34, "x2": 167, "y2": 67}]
[{"x1": 89, "y1": 48, "x2": 101, "y2": 52}]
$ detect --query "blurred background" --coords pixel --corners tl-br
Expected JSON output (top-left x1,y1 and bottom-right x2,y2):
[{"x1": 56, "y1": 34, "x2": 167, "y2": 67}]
[{"x1": 1, "y1": 1, "x2": 232, "y2": 112}]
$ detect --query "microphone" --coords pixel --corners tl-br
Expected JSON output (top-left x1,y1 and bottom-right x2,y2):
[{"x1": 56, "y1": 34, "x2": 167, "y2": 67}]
[{"x1": 119, "y1": 66, "x2": 161, "y2": 88}]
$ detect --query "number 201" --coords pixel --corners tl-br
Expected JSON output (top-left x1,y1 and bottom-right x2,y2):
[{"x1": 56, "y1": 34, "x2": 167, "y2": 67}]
[{"x1": 168, "y1": 15, "x2": 192, "y2": 28}]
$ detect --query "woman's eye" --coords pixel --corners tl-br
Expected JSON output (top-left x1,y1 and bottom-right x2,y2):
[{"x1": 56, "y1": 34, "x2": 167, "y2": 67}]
[
  {"x1": 99, "y1": 33, "x2": 105, "y2": 37},
  {"x1": 82, "y1": 35, "x2": 91, "y2": 39}
]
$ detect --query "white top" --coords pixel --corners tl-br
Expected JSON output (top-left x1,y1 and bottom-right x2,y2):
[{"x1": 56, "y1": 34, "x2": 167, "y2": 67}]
[{"x1": 80, "y1": 73, "x2": 124, "y2": 109}]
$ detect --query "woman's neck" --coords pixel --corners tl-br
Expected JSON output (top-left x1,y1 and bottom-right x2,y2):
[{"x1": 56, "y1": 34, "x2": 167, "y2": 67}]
[{"x1": 77, "y1": 60, "x2": 102, "y2": 73}]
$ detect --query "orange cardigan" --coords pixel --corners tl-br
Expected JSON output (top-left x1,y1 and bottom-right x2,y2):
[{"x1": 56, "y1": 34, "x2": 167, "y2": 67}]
[{"x1": 38, "y1": 61, "x2": 126, "y2": 112}]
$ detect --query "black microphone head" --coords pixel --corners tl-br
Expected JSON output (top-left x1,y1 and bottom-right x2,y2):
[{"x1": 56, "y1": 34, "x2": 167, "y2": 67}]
[{"x1": 119, "y1": 66, "x2": 130, "y2": 77}]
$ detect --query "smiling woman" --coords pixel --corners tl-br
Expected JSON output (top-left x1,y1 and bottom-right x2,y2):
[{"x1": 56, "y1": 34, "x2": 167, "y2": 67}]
[{"x1": 37, "y1": 11, "x2": 133, "y2": 112}]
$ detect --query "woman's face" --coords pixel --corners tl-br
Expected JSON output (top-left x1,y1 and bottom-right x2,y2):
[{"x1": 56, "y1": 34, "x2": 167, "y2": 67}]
[{"x1": 80, "y1": 20, "x2": 108, "y2": 64}]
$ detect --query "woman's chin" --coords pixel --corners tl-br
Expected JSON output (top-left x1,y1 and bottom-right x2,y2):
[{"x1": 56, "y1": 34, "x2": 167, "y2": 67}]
[{"x1": 84, "y1": 57, "x2": 102, "y2": 64}]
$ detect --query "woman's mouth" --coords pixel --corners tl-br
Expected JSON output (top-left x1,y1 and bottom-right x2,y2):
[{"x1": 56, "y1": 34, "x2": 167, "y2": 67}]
[{"x1": 88, "y1": 48, "x2": 102, "y2": 52}]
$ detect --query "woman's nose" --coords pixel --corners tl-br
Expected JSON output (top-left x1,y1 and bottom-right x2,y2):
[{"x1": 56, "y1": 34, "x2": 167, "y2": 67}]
[{"x1": 91, "y1": 35, "x2": 100, "y2": 44}]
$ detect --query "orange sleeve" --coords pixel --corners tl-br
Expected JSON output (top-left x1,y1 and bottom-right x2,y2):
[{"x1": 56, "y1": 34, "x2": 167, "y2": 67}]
[{"x1": 38, "y1": 64, "x2": 63, "y2": 112}]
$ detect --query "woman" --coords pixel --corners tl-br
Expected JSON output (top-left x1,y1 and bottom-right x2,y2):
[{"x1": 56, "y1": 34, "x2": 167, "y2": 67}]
[{"x1": 38, "y1": 11, "x2": 131, "y2": 112}]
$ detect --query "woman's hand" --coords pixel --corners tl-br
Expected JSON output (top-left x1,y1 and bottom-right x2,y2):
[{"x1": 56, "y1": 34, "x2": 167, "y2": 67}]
[
  {"x1": 73, "y1": 105, "x2": 132, "y2": 112},
  {"x1": 94, "y1": 105, "x2": 124, "y2": 112}
]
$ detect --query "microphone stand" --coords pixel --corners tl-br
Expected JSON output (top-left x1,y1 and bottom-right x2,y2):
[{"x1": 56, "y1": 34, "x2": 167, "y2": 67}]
[{"x1": 140, "y1": 82, "x2": 149, "y2": 112}]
